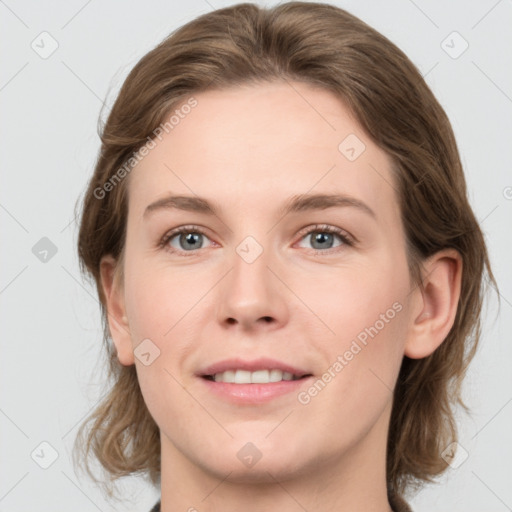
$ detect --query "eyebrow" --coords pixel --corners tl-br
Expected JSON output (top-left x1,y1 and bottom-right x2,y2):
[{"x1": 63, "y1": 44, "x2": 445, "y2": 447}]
[{"x1": 143, "y1": 192, "x2": 376, "y2": 220}]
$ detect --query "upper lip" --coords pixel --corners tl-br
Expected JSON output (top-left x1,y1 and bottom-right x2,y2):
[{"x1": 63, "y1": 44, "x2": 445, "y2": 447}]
[{"x1": 198, "y1": 357, "x2": 312, "y2": 377}]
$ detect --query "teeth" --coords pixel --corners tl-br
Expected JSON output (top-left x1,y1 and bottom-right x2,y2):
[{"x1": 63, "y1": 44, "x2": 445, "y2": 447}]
[{"x1": 212, "y1": 369, "x2": 300, "y2": 383}]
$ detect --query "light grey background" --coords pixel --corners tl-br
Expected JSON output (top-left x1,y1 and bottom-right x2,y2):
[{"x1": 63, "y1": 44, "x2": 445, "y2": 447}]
[{"x1": 1, "y1": 1, "x2": 511, "y2": 511}]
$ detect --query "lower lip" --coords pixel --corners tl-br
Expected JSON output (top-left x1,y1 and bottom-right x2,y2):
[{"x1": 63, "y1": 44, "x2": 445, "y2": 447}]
[{"x1": 199, "y1": 376, "x2": 313, "y2": 404}]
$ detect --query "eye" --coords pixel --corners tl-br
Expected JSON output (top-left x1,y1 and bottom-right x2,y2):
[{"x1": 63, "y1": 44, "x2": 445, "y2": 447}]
[
  {"x1": 295, "y1": 224, "x2": 353, "y2": 253},
  {"x1": 159, "y1": 225, "x2": 213, "y2": 255},
  {"x1": 158, "y1": 223, "x2": 354, "y2": 256}
]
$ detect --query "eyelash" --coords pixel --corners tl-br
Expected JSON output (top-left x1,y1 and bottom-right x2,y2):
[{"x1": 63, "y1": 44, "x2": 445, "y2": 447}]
[{"x1": 158, "y1": 224, "x2": 355, "y2": 257}]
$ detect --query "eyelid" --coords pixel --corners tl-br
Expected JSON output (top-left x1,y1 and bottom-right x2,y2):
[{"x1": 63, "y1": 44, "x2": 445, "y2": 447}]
[
  {"x1": 158, "y1": 224, "x2": 214, "y2": 255},
  {"x1": 158, "y1": 223, "x2": 355, "y2": 256},
  {"x1": 294, "y1": 223, "x2": 356, "y2": 247}
]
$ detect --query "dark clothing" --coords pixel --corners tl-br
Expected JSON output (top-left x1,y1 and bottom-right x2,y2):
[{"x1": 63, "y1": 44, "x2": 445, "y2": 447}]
[{"x1": 149, "y1": 490, "x2": 413, "y2": 511}]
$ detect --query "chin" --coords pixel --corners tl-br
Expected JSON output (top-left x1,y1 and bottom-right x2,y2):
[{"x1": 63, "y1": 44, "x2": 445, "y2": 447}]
[
  {"x1": 195, "y1": 438, "x2": 315, "y2": 484},
  {"x1": 201, "y1": 456, "x2": 307, "y2": 485}
]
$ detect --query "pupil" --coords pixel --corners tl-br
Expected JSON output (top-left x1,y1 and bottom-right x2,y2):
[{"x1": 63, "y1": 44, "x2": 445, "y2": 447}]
[
  {"x1": 182, "y1": 233, "x2": 201, "y2": 250},
  {"x1": 312, "y1": 232, "x2": 332, "y2": 249}
]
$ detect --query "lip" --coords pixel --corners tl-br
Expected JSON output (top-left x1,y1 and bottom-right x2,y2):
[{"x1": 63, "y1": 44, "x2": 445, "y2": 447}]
[
  {"x1": 197, "y1": 357, "x2": 311, "y2": 378},
  {"x1": 196, "y1": 357, "x2": 313, "y2": 405},
  {"x1": 199, "y1": 375, "x2": 314, "y2": 405}
]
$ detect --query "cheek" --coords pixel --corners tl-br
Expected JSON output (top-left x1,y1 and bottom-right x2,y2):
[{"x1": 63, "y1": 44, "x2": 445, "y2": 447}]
[
  {"x1": 323, "y1": 267, "x2": 404, "y2": 337},
  {"x1": 319, "y1": 255, "x2": 409, "y2": 387},
  {"x1": 313, "y1": 295, "x2": 407, "y2": 439},
  {"x1": 123, "y1": 255, "x2": 196, "y2": 340},
  {"x1": 125, "y1": 277, "x2": 169, "y2": 342},
  {"x1": 123, "y1": 264, "x2": 197, "y2": 422},
  {"x1": 123, "y1": 257, "x2": 213, "y2": 381}
]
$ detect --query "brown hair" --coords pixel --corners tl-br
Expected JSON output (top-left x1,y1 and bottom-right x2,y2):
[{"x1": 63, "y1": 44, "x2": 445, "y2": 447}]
[{"x1": 73, "y1": 0, "x2": 498, "y2": 499}]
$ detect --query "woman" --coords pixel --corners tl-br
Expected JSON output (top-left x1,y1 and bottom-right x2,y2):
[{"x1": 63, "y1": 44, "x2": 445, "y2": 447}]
[{"x1": 73, "y1": 3, "x2": 497, "y2": 511}]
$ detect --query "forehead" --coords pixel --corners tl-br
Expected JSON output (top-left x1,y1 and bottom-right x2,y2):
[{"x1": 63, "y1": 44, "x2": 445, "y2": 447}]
[{"x1": 128, "y1": 81, "x2": 398, "y2": 223}]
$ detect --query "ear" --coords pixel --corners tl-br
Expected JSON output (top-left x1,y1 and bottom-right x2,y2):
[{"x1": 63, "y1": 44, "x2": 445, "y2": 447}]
[
  {"x1": 404, "y1": 249, "x2": 463, "y2": 359},
  {"x1": 99, "y1": 254, "x2": 134, "y2": 366}
]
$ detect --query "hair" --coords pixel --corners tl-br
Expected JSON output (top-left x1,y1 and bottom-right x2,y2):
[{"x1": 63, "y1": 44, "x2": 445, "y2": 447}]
[{"x1": 73, "y1": 0, "x2": 498, "y2": 500}]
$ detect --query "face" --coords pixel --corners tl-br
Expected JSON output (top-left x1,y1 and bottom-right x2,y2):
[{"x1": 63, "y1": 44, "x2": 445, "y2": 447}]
[{"x1": 112, "y1": 81, "x2": 417, "y2": 483}]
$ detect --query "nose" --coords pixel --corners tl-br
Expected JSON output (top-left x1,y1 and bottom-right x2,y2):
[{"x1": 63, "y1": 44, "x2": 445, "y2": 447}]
[{"x1": 216, "y1": 241, "x2": 289, "y2": 332}]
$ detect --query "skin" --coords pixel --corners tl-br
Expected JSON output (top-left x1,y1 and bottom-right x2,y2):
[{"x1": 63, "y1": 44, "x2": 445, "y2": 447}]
[{"x1": 100, "y1": 81, "x2": 462, "y2": 512}]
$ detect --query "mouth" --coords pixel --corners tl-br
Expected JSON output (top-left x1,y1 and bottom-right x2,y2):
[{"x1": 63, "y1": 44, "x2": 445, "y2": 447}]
[
  {"x1": 201, "y1": 369, "x2": 313, "y2": 383},
  {"x1": 196, "y1": 357, "x2": 314, "y2": 404},
  {"x1": 198, "y1": 367, "x2": 314, "y2": 405}
]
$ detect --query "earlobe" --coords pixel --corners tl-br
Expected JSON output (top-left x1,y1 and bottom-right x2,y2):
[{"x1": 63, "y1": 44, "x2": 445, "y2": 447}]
[
  {"x1": 99, "y1": 255, "x2": 135, "y2": 366},
  {"x1": 404, "y1": 249, "x2": 463, "y2": 359}
]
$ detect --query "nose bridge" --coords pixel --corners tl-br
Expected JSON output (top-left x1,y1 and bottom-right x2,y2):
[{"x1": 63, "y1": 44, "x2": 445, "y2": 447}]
[{"x1": 216, "y1": 232, "x2": 288, "y2": 329}]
